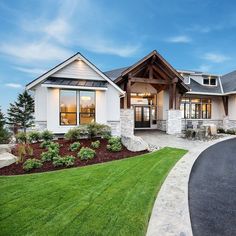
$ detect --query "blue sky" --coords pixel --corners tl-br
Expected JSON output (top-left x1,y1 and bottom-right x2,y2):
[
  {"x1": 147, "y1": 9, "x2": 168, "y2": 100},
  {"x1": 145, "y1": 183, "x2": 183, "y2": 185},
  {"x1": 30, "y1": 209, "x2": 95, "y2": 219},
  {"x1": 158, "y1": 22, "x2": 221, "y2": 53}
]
[{"x1": 0, "y1": 0, "x2": 236, "y2": 113}]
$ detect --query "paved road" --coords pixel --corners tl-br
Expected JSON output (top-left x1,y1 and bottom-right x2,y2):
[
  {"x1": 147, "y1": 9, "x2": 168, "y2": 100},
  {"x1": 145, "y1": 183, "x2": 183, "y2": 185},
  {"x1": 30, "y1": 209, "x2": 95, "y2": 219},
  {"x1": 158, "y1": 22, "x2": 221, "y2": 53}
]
[{"x1": 189, "y1": 138, "x2": 236, "y2": 236}]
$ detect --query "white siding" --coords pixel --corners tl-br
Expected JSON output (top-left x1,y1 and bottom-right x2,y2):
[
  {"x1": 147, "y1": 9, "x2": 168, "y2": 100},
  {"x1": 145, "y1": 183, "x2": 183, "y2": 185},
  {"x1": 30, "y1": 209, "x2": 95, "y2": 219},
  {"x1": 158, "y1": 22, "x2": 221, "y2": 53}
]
[
  {"x1": 211, "y1": 97, "x2": 224, "y2": 120},
  {"x1": 34, "y1": 85, "x2": 47, "y2": 121},
  {"x1": 106, "y1": 84, "x2": 120, "y2": 121},
  {"x1": 52, "y1": 60, "x2": 105, "y2": 81},
  {"x1": 96, "y1": 90, "x2": 107, "y2": 124}
]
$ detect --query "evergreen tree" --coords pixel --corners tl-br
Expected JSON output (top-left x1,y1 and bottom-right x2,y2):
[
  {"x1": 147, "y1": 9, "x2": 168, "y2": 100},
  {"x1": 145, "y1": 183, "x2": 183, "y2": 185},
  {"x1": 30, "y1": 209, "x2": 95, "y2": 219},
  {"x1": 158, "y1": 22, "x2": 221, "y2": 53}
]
[
  {"x1": 0, "y1": 107, "x2": 10, "y2": 144},
  {"x1": 7, "y1": 91, "x2": 34, "y2": 133}
]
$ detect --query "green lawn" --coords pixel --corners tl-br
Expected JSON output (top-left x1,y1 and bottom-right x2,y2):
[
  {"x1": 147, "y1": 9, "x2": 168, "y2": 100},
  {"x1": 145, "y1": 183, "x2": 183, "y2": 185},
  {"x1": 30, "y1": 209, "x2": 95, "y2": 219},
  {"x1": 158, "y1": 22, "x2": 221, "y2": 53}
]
[{"x1": 0, "y1": 147, "x2": 187, "y2": 236}]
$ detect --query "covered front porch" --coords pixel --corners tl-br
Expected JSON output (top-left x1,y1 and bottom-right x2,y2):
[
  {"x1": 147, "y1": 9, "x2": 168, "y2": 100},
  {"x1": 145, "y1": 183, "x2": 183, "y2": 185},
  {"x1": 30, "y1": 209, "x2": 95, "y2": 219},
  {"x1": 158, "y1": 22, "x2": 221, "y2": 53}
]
[{"x1": 116, "y1": 51, "x2": 189, "y2": 133}]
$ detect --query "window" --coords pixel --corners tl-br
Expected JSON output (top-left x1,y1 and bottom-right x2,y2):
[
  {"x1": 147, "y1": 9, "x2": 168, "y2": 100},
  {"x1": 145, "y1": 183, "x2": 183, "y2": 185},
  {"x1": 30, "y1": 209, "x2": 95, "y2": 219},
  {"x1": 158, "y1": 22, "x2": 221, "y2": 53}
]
[
  {"x1": 203, "y1": 77, "x2": 216, "y2": 86},
  {"x1": 60, "y1": 90, "x2": 77, "y2": 125},
  {"x1": 181, "y1": 97, "x2": 211, "y2": 119},
  {"x1": 79, "y1": 91, "x2": 95, "y2": 124}
]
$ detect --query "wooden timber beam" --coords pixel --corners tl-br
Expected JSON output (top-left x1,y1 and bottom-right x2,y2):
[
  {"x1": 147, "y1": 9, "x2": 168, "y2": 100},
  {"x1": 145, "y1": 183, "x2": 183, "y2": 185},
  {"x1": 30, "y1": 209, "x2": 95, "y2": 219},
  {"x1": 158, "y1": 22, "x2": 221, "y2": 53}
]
[
  {"x1": 222, "y1": 96, "x2": 229, "y2": 116},
  {"x1": 127, "y1": 74, "x2": 132, "y2": 108},
  {"x1": 130, "y1": 77, "x2": 169, "y2": 84},
  {"x1": 153, "y1": 64, "x2": 170, "y2": 81},
  {"x1": 148, "y1": 64, "x2": 153, "y2": 80}
]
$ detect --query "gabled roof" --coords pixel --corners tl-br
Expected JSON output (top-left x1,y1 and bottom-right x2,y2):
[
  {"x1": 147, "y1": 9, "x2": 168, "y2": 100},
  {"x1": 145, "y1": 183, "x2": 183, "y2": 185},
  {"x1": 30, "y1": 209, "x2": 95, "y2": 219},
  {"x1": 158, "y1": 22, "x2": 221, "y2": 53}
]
[
  {"x1": 187, "y1": 78, "x2": 222, "y2": 95},
  {"x1": 221, "y1": 70, "x2": 236, "y2": 93},
  {"x1": 26, "y1": 52, "x2": 125, "y2": 95},
  {"x1": 104, "y1": 66, "x2": 130, "y2": 81}
]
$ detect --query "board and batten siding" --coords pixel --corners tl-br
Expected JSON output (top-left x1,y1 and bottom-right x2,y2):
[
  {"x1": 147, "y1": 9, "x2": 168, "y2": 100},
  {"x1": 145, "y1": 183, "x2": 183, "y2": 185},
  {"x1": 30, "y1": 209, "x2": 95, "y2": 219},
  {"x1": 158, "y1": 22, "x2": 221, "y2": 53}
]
[
  {"x1": 34, "y1": 85, "x2": 47, "y2": 122},
  {"x1": 52, "y1": 60, "x2": 105, "y2": 81}
]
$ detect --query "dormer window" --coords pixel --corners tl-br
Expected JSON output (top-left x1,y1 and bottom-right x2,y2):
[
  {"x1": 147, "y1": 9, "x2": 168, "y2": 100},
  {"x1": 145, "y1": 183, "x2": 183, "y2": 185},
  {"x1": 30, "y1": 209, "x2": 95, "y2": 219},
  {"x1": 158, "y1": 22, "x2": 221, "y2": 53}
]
[{"x1": 203, "y1": 77, "x2": 217, "y2": 86}]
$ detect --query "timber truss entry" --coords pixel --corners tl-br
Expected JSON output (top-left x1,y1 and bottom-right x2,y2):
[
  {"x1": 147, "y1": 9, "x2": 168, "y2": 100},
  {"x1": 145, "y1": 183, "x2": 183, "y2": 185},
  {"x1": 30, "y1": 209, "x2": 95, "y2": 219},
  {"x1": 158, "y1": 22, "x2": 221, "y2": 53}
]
[{"x1": 115, "y1": 50, "x2": 189, "y2": 110}]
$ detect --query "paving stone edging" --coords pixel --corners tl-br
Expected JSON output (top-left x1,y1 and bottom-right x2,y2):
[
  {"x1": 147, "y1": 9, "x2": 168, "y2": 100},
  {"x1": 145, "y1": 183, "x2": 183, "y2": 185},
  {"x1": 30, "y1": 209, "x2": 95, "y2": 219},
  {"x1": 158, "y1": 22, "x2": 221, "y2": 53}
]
[{"x1": 146, "y1": 136, "x2": 235, "y2": 236}]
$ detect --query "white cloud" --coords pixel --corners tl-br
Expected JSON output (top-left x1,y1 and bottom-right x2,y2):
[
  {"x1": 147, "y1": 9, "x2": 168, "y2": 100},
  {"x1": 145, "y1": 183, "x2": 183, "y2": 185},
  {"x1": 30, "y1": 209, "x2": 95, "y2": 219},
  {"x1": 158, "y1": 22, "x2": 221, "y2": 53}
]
[
  {"x1": 0, "y1": 42, "x2": 72, "y2": 62},
  {"x1": 202, "y1": 53, "x2": 230, "y2": 63},
  {"x1": 5, "y1": 83, "x2": 23, "y2": 88},
  {"x1": 13, "y1": 66, "x2": 45, "y2": 75},
  {"x1": 167, "y1": 35, "x2": 192, "y2": 43}
]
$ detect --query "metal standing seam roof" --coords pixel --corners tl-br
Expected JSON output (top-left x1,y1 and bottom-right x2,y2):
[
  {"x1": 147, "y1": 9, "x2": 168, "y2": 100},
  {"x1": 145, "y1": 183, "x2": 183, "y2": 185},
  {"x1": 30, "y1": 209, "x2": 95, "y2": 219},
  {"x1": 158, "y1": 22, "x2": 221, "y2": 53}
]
[{"x1": 43, "y1": 77, "x2": 108, "y2": 88}]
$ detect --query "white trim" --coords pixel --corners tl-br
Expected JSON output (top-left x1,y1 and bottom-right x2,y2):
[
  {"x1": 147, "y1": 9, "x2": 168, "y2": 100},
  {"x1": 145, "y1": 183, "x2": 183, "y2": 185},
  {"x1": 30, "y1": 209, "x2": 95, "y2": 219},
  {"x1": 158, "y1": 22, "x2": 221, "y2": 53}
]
[
  {"x1": 187, "y1": 91, "x2": 236, "y2": 96},
  {"x1": 42, "y1": 84, "x2": 107, "y2": 91},
  {"x1": 26, "y1": 53, "x2": 125, "y2": 95}
]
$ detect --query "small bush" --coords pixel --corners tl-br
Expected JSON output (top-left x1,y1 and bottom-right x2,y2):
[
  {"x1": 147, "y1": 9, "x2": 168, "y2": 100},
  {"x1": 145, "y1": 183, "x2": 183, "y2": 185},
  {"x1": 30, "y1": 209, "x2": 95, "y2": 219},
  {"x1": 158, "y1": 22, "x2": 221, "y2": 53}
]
[
  {"x1": 41, "y1": 148, "x2": 60, "y2": 162},
  {"x1": 41, "y1": 130, "x2": 54, "y2": 141},
  {"x1": 52, "y1": 155, "x2": 75, "y2": 167},
  {"x1": 226, "y1": 129, "x2": 236, "y2": 135},
  {"x1": 16, "y1": 132, "x2": 28, "y2": 143},
  {"x1": 16, "y1": 144, "x2": 27, "y2": 163},
  {"x1": 107, "y1": 137, "x2": 122, "y2": 152},
  {"x1": 28, "y1": 131, "x2": 41, "y2": 143},
  {"x1": 47, "y1": 142, "x2": 60, "y2": 151},
  {"x1": 40, "y1": 140, "x2": 53, "y2": 149},
  {"x1": 26, "y1": 144, "x2": 34, "y2": 156},
  {"x1": 65, "y1": 128, "x2": 80, "y2": 141},
  {"x1": 69, "y1": 142, "x2": 81, "y2": 151},
  {"x1": 78, "y1": 147, "x2": 96, "y2": 160},
  {"x1": 217, "y1": 128, "x2": 225, "y2": 133},
  {"x1": 91, "y1": 140, "x2": 100, "y2": 149},
  {"x1": 87, "y1": 123, "x2": 111, "y2": 139},
  {"x1": 0, "y1": 127, "x2": 11, "y2": 144},
  {"x1": 23, "y1": 158, "x2": 43, "y2": 171}
]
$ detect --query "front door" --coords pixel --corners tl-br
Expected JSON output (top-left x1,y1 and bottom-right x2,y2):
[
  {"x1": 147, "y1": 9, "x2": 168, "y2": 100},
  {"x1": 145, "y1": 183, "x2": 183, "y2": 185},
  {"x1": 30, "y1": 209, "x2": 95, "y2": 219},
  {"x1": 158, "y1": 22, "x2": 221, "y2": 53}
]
[{"x1": 134, "y1": 106, "x2": 150, "y2": 128}]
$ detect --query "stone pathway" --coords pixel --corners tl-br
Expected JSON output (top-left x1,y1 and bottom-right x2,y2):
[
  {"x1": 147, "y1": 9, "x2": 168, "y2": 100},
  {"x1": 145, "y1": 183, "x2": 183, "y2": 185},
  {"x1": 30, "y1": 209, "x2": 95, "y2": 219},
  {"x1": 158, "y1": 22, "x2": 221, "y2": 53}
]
[
  {"x1": 0, "y1": 144, "x2": 17, "y2": 168},
  {"x1": 134, "y1": 131, "x2": 235, "y2": 236}
]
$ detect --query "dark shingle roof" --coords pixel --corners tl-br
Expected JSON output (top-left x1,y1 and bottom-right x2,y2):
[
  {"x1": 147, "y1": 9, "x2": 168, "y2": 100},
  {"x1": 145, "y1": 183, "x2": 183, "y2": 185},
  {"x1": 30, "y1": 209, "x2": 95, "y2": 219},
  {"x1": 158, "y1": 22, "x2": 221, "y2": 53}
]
[
  {"x1": 221, "y1": 70, "x2": 236, "y2": 93},
  {"x1": 104, "y1": 66, "x2": 130, "y2": 81},
  {"x1": 43, "y1": 77, "x2": 107, "y2": 88},
  {"x1": 188, "y1": 78, "x2": 222, "y2": 94}
]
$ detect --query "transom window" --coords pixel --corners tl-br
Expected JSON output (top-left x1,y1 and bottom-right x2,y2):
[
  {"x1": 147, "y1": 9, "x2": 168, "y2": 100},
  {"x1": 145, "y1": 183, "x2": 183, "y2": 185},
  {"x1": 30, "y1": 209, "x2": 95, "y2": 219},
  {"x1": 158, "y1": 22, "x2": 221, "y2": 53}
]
[
  {"x1": 180, "y1": 97, "x2": 211, "y2": 119},
  {"x1": 59, "y1": 90, "x2": 96, "y2": 126},
  {"x1": 203, "y1": 77, "x2": 217, "y2": 86}
]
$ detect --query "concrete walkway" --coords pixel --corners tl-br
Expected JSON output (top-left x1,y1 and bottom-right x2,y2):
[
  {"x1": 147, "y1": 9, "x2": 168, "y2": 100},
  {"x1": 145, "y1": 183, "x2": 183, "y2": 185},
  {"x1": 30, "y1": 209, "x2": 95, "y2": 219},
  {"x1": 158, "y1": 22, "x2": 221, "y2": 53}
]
[
  {"x1": 134, "y1": 131, "x2": 235, "y2": 236},
  {"x1": 0, "y1": 144, "x2": 17, "y2": 168}
]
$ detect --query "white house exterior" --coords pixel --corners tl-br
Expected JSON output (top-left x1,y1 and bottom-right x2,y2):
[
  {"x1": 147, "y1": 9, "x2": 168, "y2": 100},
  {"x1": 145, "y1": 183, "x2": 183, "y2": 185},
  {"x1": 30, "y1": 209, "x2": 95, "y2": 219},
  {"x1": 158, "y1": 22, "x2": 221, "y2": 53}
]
[{"x1": 26, "y1": 50, "x2": 236, "y2": 136}]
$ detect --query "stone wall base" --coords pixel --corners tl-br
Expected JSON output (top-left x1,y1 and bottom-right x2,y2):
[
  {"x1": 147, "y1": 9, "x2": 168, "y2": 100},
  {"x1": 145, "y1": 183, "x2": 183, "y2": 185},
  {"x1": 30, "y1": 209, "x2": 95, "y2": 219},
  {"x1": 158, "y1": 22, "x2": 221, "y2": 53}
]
[
  {"x1": 167, "y1": 110, "x2": 182, "y2": 134},
  {"x1": 120, "y1": 109, "x2": 134, "y2": 137},
  {"x1": 156, "y1": 120, "x2": 166, "y2": 131},
  {"x1": 107, "y1": 121, "x2": 121, "y2": 136},
  {"x1": 182, "y1": 119, "x2": 223, "y2": 131},
  {"x1": 223, "y1": 116, "x2": 236, "y2": 130}
]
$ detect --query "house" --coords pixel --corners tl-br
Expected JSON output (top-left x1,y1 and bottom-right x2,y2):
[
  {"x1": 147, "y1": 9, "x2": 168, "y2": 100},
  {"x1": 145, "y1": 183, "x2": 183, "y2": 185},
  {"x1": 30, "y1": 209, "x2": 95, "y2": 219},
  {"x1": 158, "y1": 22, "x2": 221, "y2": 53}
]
[{"x1": 26, "y1": 50, "x2": 236, "y2": 136}]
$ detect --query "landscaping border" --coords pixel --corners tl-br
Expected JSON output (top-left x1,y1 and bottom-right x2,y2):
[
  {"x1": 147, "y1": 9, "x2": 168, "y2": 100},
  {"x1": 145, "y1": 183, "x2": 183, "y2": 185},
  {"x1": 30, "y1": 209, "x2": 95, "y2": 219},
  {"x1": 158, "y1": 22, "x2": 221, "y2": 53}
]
[{"x1": 146, "y1": 135, "x2": 236, "y2": 236}]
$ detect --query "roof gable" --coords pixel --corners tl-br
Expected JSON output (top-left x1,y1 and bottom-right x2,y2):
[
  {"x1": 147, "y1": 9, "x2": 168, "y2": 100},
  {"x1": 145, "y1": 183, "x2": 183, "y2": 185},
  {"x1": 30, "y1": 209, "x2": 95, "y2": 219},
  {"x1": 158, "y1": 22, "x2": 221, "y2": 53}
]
[{"x1": 26, "y1": 52, "x2": 124, "y2": 94}]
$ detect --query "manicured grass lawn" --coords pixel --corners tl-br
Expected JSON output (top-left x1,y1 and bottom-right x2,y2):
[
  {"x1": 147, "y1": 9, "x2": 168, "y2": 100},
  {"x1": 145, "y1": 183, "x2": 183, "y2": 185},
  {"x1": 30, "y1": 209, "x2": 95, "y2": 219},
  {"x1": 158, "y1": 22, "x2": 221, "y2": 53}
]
[{"x1": 0, "y1": 147, "x2": 187, "y2": 236}]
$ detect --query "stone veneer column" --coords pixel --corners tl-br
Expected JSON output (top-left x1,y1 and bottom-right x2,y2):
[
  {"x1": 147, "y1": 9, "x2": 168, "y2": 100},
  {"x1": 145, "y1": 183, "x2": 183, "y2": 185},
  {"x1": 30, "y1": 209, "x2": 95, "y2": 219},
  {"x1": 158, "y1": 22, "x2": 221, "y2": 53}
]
[
  {"x1": 120, "y1": 109, "x2": 134, "y2": 137},
  {"x1": 166, "y1": 110, "x2": 182, "y2": 134}
]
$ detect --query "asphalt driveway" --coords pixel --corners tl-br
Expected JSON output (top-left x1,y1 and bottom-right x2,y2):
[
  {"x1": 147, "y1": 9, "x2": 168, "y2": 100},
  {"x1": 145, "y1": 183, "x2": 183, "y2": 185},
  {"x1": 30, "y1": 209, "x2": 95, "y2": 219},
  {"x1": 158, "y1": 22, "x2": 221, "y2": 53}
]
[{"x1": 189, "y1": 138, "x2": 236, "y2": 236}]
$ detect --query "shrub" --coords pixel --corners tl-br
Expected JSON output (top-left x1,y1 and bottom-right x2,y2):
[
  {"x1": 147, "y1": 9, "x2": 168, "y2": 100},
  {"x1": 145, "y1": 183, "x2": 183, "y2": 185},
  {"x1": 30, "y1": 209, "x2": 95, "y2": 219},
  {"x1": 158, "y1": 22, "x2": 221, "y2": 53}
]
[
  {"x1": 16, "y1": 132, "x2": 28, "y2": 143},
  {"x1": 69, "y1": 142, "x2": 81, "y2": 151},
  {"x1": 65, "y1": 128, "x2": 80, "y2": 141},
  {"x1": 107, "y1": 137, "x2": 122, "y2": 152},
  {"x1": 226, "y1": 129, "x2": 236, "y2": 135},
  {"x1": 87, "y1": 123, "x2": 111, "y2": 139},
  {"x1": 217, "y1": 128, "x2": 225, "y2": 134},
  {"x1": 40, "y1": 140, "x2": 53, "y2": 149},
  {"x1": 41, "y1": 148, "x2": 60, "y2": 162},
  {"x1": 47, "y1": 142, "x2": 60, "y2": 151},
  {"x1": 91, "y1": 140, "x2": 100, "y2": 149},
  {"x1": 63, "y1": 155, "x2": 75, "y2": 167},
  {"x1": 26, "y1": 144, "x2": 34, "y2": 156},
  {"x1": 0, "y1": 128, "x2": 11, "y2": 144},
  {"x1": 16, "y1": 144, "x2": 27, "y2": 163},
  {"x1": 41, "y1": 130, "x2": 54, "y2": 141},
  {"x1": 78, "y1": 147, "x2": 96, "y2": 160},
  {"x1": 28, "y1": 131, "x2": 41, "y2": 143},
  {"x1": 52, "y1": 155, "x2": 75, "y2": 167},
  {"x1": 23, "y1": 158, "x2": 43, "y2": 171}
]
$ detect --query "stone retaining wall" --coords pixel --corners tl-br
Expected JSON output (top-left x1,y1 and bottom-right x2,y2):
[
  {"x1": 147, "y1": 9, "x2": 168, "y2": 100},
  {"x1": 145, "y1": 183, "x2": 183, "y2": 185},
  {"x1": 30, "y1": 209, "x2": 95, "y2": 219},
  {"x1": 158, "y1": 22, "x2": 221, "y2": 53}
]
[
  {"x1": 107, "y1": 121, "x2": 121, "y2": 136},
  {"x1": 223, "y1": 117, "x2": 236, "y2": 130},
  {"x1": 182, "y1": 119, "x2": 223, "y2": 131}
]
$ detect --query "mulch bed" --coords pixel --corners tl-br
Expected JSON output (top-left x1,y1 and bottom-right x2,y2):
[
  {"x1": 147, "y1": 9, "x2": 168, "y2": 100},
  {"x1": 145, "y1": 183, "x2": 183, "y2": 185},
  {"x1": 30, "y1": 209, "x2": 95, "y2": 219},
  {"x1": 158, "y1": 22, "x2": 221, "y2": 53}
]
[{"x1": 0, "y1": 138, "x2": 148, "y2": 176}]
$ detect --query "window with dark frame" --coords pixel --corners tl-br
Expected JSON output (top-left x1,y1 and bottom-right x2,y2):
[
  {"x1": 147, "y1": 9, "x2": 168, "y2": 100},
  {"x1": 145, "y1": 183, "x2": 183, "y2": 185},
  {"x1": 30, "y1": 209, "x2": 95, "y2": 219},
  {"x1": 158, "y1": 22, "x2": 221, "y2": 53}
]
[
  {"x1": 203, "y1": 77, "x2": 217, "y2": 86},
  {"x1": 180, "y1": 97, "x2": 211, "y2": 119},
  {"x1": 60, "y1": 90, "x2": 77, "y2": 125}
]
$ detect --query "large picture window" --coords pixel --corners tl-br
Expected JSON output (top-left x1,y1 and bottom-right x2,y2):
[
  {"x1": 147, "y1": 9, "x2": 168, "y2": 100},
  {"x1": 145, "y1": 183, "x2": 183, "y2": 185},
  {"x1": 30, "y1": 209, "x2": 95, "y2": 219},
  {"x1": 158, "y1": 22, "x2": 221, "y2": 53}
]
[
  {"x1": 60, "y1": 90, "x2": 77, "y2": 125},
  {"x1": 79, "y1": 91, "x2": 95, "y2": 124},
  {"x1": 180, "y1": 97, "x2": 211, "y2": 119}
]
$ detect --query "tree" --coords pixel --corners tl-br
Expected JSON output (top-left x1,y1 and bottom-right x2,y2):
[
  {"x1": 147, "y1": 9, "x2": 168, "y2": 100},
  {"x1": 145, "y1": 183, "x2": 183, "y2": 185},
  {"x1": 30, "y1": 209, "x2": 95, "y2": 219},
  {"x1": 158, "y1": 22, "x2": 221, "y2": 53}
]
[
  {"x1": 7, "y1": 91, "x2": 34, "y2": 133},
  {"x1": 0, "y1": 107, "x2": 10, "y2": 144}
]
